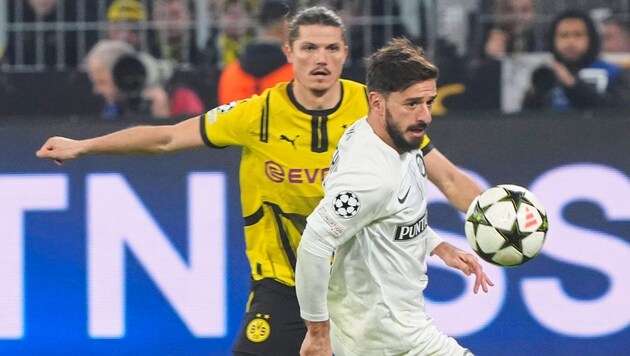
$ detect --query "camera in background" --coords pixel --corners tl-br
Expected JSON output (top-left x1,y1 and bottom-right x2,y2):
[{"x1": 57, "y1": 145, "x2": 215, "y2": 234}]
[{"x1": 112, "y1": 53, "x2": 174, "y2": 115}]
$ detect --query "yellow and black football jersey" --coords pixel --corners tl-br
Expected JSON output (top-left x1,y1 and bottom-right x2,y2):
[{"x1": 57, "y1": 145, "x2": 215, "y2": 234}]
[{"x1": 200, "y1": 79, "x2": 433, "y2": 286}]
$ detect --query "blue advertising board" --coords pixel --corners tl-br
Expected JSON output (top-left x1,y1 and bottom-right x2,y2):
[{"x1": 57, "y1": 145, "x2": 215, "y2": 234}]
[{"x1": 0, "y1": 111, "x2": 628, "y2": 355}]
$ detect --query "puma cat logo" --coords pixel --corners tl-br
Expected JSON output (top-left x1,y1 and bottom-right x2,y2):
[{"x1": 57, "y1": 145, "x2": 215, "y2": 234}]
[{"x1": 280, "y1": 135, "x2": 300, "y2": 148}]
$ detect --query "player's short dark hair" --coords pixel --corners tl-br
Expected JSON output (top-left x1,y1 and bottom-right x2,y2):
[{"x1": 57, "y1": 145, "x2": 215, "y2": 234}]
[
  {"x1": 288, "y1": 6, "x2": 345, "y2": 46},
  {"x1": 366, "y1": 37, "x2": 439, "y2": 95},
  {"x1": 259, "y1": 1, "x2": 290, "y2": 28}
]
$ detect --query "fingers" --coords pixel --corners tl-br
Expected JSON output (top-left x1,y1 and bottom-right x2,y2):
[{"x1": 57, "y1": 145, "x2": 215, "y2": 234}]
[
  {"x1": 36, "y1": 138, "x2": 56, "y2": 157},
  {"x1": 450, "y1": 252, "x2": 494, "y2": 294},
  {"x1": 478, "y1": 274, "x2": 494, "y2": 294},
  {"x1": 35, "y1": 145, "x2": 49, "y2": 158},
  {"x1": 461, "y1": 254, "x2": 477, "y2": 276},
  {"x1": 468, "y1": 256, "x2": 493, "y2": 294},
  {"x1": 487, "y1": 277, "x2": 495, "y2": 287},
  {"x1": 35, "y1": 149, "x2": 54, "y2": 159},
  {"x1": 36, "y1": 149, "x2": 64, "y2": 165},
  {"x1": 35, "y1": 137, "x2": 73, "y2": 166},
  {"x1": 473, "y1": 275, "x2": 487, "y2": 294},
  {"x1": 36, "y1": 139, "x2": 67, "y2": 166}
]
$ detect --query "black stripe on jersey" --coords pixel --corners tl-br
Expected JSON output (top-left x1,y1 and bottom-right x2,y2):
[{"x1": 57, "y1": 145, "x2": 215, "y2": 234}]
[
  {"x1": 268, "y1": 203, "x2": 297, "y2": 271},
  {"x1": 260, "y1": 94, "x2": 270, "y2": 142},
  {"x1": 199, "y1": 114, "x2": 227, "y2": 148},
  {"x1": 244, "y1": 206, "x2": 264, "y2": 226},
  {"x1": 243, "y1": 203, "x2": 298, "y2": 271},
  {"x1": 421, "y1": 139, "x2": 435, "y2": 156},
  {"x1": 311, "y1": 115, "x2": 329, "y2": 153},
  {"x1": 287, "y1": 81, "x2": 352, "y2": 153}
]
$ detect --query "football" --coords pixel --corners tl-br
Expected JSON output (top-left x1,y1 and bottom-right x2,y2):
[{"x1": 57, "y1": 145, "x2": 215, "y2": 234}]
[{"x1": 465, "y1": 184, "x2": 548, "y2": 267}]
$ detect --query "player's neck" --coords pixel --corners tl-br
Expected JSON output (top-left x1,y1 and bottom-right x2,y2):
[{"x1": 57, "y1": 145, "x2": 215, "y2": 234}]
[
  {"x1": 292, "y1": 81, "x2": 342, "y2": 111},
  {"x1": 367, "y1": 114, "x2": 401, "y2": 154}
]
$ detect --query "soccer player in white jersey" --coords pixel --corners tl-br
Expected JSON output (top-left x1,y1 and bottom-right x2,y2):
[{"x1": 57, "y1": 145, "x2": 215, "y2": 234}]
[{"x1": 295, "y1": 38, "x2": 494, "y2": 356}]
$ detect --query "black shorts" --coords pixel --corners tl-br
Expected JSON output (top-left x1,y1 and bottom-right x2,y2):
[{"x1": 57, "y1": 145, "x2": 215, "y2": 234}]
[{"x1": 232, "y1": 279, "x2": 306, "y2": 356}]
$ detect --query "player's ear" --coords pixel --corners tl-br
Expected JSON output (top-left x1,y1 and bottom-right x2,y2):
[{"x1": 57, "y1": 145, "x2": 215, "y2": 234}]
[
  {"x1": 369, "y1": 91, "x2": 384, "y2": 114},
  {"x1": 284, "y1": 43, "x2": 293, "y2": 63}
]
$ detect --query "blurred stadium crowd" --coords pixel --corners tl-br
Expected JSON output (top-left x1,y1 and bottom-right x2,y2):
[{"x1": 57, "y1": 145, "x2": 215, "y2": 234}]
[{"x1": 1, "y1": 0, "x2": 629, "y2": 118}]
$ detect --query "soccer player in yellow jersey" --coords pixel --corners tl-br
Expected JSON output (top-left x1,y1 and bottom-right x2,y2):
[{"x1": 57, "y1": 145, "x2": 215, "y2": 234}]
[{"x1": 36, "y1": 6, "x2": 483, "y2": 356}]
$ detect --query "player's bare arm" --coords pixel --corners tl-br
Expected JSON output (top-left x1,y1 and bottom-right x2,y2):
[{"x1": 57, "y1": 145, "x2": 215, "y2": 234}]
[
  {"x1": 432, "y1": 241, "x2": 494, "y2": 294},
  {"x1": 300, "y1": 320, "x2": 332, "y2": 356},
  {"x1": 36, "y1": 115, "x2": 205, "y2": 165},
  {"x1": 424, "y1": 148, "x2": 483, "y2": 212}
]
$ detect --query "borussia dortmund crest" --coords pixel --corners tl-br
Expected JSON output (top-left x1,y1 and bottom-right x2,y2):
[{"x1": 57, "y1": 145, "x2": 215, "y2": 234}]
[{"x1": 246, "y1": 314, "x2": 271, "y2": 343}]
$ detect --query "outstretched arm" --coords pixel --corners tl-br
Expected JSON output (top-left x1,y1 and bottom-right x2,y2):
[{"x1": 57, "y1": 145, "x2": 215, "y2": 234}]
[
  {"x1": 425, "y1": 148, "x2": 483, "y2": 213},
  {"x1": 35, "y1": 116, "x2": 205, "y2": 165},
  {"x1": 432, "y1": 241, "x2": 494, "y2": 294}
]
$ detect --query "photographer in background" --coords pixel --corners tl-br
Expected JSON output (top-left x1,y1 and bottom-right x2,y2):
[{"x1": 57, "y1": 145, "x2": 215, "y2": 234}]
[
  {"x1": 85, "y1": 40, "x2": 204, "y2": 119},
  {"x1": 523, "y1": 10, "x2": 630, "y2": 111}
]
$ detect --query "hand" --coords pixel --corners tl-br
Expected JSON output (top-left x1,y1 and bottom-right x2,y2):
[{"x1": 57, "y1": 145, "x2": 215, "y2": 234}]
[
  {"x1": 485, "y1": 29, "x2": 508, "y2": 57},
  {"x1": 36, "y1": 136, "x2": 83, "y2": 166},
  {"x1": 300, "y1": 321, "x2": 332, "y2": 356},
  {"x1": 550, "y1": 61, "x2": 576, "y2": 87},
  {"x1": 434, "y1": 242, "x2": 494, "y2": 294}
]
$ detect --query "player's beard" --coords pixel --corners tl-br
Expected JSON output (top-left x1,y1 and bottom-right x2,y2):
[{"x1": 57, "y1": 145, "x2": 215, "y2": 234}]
[{"x1": 385, "y1": 108, "x2": 426, "y2": 153}]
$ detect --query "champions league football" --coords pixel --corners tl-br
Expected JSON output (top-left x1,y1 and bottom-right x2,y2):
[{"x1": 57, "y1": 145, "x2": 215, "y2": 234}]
[{"x1": 464, "y1": 184, "x2": 548, "y2": 267}]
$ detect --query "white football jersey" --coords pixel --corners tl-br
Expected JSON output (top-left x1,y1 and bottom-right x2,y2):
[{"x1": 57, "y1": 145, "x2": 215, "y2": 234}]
[{"x1": 304, "y1": 118, "x2": 444, "y2": 355}]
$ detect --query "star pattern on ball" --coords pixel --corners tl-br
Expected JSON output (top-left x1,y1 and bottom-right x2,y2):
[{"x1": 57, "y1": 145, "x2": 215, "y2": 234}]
[
  {"x1": 503, "y1": 187, "x2": 526, "y2": 209},
  {"x1": 466, "y1": 202, "x2": 491, "y2": 234},
  {"x1": 500, "y1": 222, "x2": 524, "y2": 251},
  {"x1": 465, "y1": 184, "x2": 548, "y2": 267}
]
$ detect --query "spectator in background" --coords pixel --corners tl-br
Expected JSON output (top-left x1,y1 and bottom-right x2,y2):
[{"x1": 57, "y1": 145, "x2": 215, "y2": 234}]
[
  {"x1": 452, "y1": 0, "x2": 543, "y2": 111},
  {"x1": 482, "y1": 0, "x2": 542, "y2": 58},
  {"x1": 85, "y1": 39, "x2": 204, "y2": 119},
  {"x1": 205, "y1": 0, "x2": 255, "y2": 69},
  {"x1": 149, "y1": 0, "x2": 200, "y2": 65},
  {"x1": 217, "y1": 1, "x2": 292, "y2": 105},
  {"x1": 106, "y1": 0, "x2": 147, "y2": 49},
  {"x1": 601, "y1": 16, "x2": 630, "y2": 53},
  {"x1": 523, "y1": 10, "x2": 630, "y2": 111},
  {"x1": 4, "y1": 0, "x2": 79, "y2": 69}
]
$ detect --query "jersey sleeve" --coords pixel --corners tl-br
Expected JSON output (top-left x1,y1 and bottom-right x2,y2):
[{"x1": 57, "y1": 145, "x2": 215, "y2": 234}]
[
  {"x1": 425, "y1": 226, "x2": 445, "y2": 256},
  {"x1": 296, "y1": 224, "x2": 335, "y2": 322},
  {"x1": 420, "y1": 134, "x2": 434, "y2": 156},
  {"x1": 298, "y1": 166, "x2": 390, "y2": 322},
  {"x1": 199, "y1": 97, "x2": 263, "y2": 148}
]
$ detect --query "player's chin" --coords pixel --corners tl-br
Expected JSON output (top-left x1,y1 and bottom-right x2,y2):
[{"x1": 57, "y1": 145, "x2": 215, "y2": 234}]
[
  {"x1": 407, "y1": 131, "x2": 425, "y2": 143},
  {"x1": 309, "y1": 82, "x2": 335, "y2": 96},
  {"x1": 406, "y1": 136, "x2": 423, "y2": 150}
]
